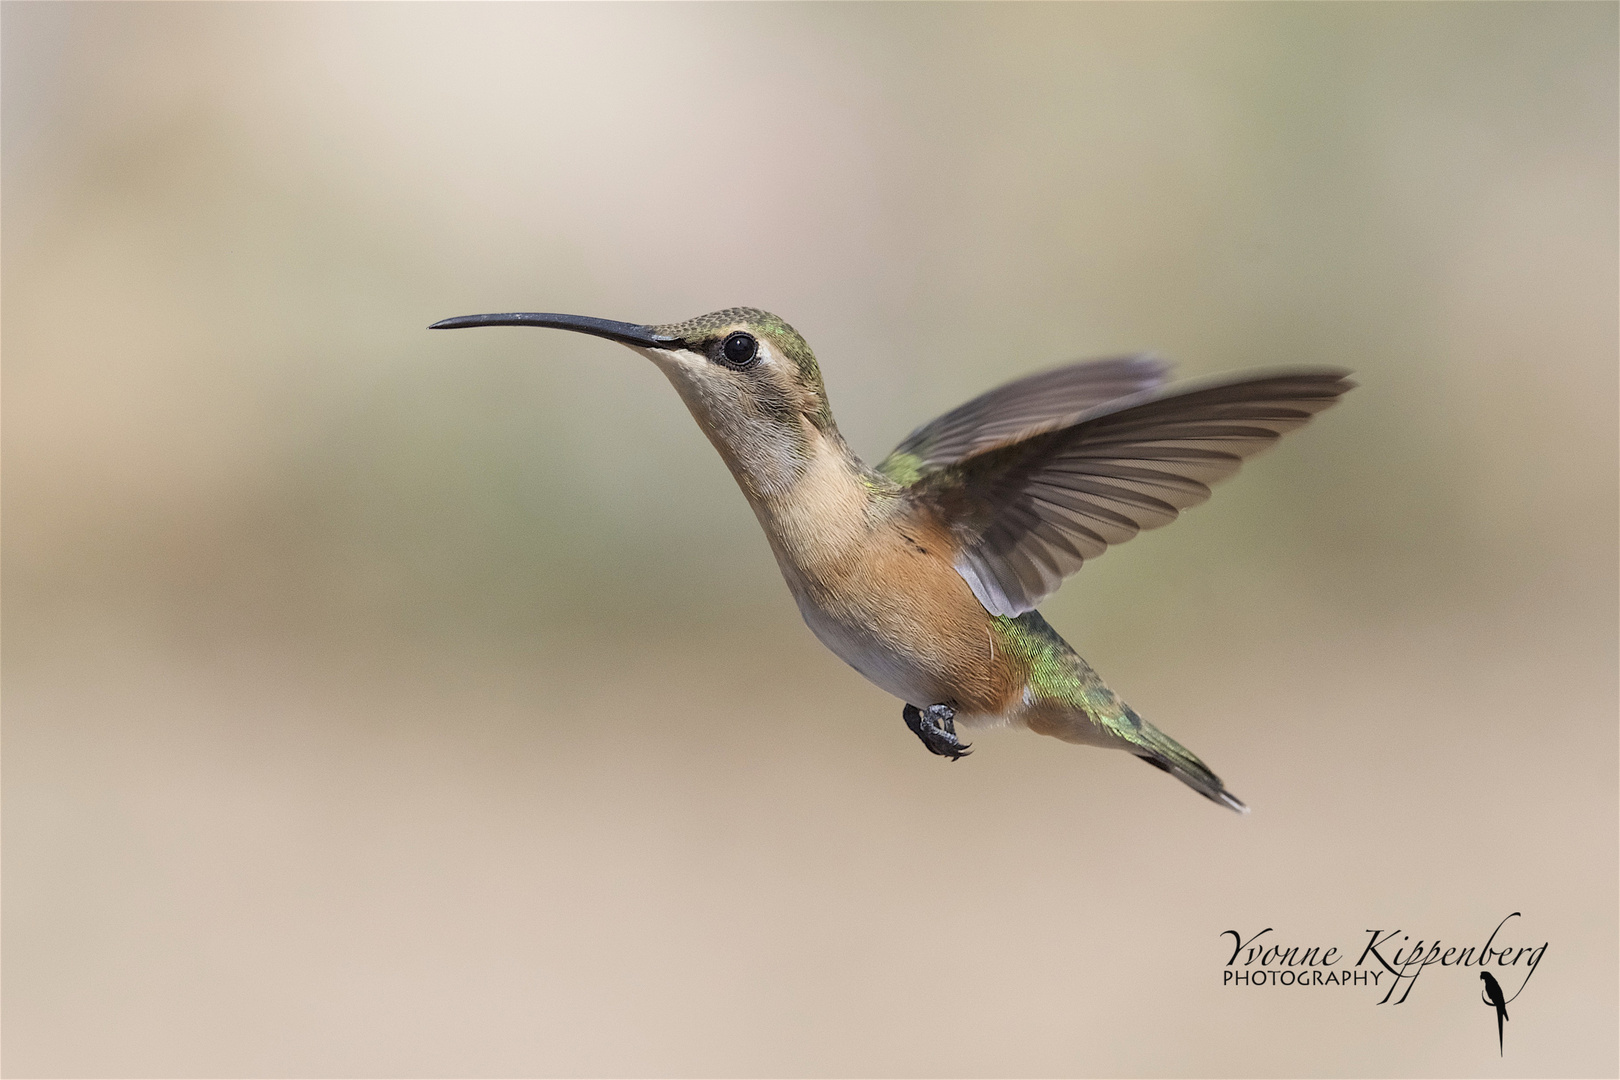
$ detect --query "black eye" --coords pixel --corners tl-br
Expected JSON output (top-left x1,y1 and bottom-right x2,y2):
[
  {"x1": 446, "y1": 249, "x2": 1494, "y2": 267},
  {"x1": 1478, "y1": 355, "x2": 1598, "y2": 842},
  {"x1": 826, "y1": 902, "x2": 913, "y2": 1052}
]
[{"x1": 720, "y1": 331, "x2": 758, "y2": 368}]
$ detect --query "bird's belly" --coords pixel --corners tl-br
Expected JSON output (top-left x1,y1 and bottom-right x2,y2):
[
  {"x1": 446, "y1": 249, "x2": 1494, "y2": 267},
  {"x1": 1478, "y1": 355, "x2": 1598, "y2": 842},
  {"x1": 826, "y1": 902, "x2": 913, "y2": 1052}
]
[
  {"x1": 794, "y1": 597, "x2": 949, "y2": 707},
  {"x1": 784, "y1": 544, "x2": 1020, "y2": 717}
]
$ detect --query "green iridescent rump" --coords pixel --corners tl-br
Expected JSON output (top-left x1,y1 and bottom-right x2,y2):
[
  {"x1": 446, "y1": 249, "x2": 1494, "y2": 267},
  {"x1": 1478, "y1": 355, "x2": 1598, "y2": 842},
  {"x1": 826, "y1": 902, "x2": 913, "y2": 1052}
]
[
  {"x1": 990, "y1": 612, "x2": 1132, "y2": 723},
  {"x1": 990, "y1": 611, "x2": 1235, "y2": 804}
]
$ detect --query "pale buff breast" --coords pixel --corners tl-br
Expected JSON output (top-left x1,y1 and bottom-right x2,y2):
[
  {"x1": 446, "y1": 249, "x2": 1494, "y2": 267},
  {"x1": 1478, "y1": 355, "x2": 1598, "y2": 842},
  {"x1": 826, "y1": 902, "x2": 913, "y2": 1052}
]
[{"x1": 754, "y1": 441, "x2": 1023, "y2": 715}]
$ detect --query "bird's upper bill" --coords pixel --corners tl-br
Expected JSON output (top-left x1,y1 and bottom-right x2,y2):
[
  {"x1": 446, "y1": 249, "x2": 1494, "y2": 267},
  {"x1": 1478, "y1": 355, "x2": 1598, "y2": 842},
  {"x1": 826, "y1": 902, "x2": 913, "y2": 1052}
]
[{"x1": 427, "y1": 312, "x2": 683, "y2": 349}]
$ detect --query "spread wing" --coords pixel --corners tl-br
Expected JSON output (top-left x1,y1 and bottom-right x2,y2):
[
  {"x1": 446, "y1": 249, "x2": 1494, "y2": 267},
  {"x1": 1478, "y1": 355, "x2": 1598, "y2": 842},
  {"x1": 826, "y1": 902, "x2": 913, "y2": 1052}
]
[
  {"x1": 876, "y1": 356, "x2": 1173, "y2": 485},
  {"x1": 900, "y1": 368, "x2": 1356, "y2": 617}
]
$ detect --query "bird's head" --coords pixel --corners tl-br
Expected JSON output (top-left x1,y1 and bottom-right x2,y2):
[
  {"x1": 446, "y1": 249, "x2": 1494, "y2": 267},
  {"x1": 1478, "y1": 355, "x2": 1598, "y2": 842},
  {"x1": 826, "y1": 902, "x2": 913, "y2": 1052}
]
[{"x1": 430, "y1": 307, "x2": 837, "y2": 498}]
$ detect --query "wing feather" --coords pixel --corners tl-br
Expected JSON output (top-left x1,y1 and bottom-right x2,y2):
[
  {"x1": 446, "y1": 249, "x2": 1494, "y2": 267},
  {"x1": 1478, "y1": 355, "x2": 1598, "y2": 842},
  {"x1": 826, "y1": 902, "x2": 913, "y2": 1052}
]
[
  {"x1": 900, "y1": 368, "x2": 1355, "y2": 616},
  {"x1": 877, "y1": 355, "x2": 1172, "y2": 482}
]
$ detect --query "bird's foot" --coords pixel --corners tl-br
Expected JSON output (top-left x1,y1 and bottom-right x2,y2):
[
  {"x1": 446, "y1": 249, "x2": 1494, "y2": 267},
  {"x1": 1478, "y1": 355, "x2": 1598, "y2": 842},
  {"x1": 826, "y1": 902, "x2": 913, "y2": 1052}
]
[{"x1": 903, "y1": 703, "x2": 972, "y2": 761}]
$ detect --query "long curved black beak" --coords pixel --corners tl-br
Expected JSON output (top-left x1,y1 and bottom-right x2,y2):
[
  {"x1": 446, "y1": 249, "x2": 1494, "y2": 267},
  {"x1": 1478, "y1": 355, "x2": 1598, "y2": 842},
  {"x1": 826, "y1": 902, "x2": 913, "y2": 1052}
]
[{"x1": 428, "y1": 312, "x2": 682, "y2": 349}]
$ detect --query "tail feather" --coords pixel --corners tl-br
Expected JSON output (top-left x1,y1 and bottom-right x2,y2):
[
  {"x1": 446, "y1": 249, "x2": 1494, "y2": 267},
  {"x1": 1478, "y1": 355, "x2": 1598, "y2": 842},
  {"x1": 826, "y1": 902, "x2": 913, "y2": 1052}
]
[
  {"x1": 993, "y1": 612, "x2": 1248, "y2": 812},
  {"x1": 1126, "y1": 710, "x2": 1248, "y2": 813}
]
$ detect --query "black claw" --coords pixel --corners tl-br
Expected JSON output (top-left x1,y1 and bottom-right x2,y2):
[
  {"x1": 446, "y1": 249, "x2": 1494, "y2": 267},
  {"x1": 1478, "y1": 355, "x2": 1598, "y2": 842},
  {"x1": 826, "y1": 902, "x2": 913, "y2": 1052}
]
[{"x1": 903, "y1": 703, "x2": 973, "y2": 761}]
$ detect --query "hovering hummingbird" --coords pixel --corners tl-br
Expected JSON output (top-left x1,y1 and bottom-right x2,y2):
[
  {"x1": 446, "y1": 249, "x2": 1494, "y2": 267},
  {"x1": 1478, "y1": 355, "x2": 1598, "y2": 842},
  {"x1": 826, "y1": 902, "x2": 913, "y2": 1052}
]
[{"x1": 430, "y1": 308, "x2": 1353, "y2": 811}]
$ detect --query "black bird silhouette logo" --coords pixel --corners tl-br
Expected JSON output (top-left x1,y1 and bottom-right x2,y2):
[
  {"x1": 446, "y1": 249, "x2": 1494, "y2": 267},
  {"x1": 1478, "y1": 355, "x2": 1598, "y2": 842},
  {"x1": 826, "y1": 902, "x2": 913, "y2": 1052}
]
[{"x1": 1480, "y1": 971, "x2": 1509, "y2": 1055}]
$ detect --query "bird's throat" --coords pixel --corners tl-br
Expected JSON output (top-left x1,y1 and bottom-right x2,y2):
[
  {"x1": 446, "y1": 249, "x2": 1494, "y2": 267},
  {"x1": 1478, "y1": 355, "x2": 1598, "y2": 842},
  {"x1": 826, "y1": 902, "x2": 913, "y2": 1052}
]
[
  {"x1": 748, "y1": 429, "x2": 885, "y2": 577},
  {"x1": 647, "y1": 349, "x2": 894, "y2": 590}
]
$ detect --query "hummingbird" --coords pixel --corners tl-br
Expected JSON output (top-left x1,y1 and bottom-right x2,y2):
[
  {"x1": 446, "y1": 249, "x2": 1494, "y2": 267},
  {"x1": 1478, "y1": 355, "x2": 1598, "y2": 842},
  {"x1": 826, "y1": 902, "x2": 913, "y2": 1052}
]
[{"x1": 430, "y1": 307, "x2": 1353, "y2": 811}]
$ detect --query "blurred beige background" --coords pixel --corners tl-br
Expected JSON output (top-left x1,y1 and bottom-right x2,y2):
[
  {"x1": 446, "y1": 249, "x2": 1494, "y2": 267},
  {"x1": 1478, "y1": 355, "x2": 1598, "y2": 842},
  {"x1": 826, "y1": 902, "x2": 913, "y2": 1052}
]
[{"x1": 4, "y1": 3, "x2": 1615, "y2": 1077}]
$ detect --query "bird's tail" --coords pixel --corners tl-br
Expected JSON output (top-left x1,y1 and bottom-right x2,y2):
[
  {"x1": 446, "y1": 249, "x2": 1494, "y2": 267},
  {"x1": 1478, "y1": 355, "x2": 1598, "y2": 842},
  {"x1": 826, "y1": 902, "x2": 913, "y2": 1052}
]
[
  {"x1": 1123, "y1": 708, "x2": 1248, "y2": 814},
  {"x1": 997, "y1": 612, "x2": 1247, "y2": 812}
]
